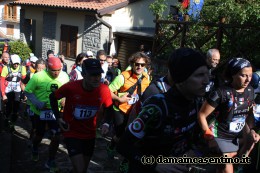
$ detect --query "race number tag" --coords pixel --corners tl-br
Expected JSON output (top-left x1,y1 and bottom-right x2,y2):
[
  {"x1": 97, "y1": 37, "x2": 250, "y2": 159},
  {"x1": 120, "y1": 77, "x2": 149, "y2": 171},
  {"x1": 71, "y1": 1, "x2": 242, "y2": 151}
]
[
  {"x1": 253, "y1": 104, "x2": 260, "y2": 122},
  {"x1": 229, "y1": 117, "x2": 245, "y2": 133},
  {"x1": 73, "y1": 106, "x2": 98, "y2": 120},
  {"x1": 128, "y1": 94, "x2": 139, "y2": 105},
  {"x1": 12, "y1": 76, "x2": 17, "y2": 82},
  {"x1": 40, "y1": 110, "x2": 56, "y2": 120}
]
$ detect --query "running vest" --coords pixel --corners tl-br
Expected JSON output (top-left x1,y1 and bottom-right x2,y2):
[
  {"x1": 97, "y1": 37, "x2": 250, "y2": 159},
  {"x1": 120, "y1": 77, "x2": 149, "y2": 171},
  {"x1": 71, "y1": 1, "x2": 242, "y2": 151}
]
[
  {"x1": 117, "y1": 70, "x2": 150, "y2": 114},
  {"x1": 5, "y1": 65, "x2": 22, "y2": 93}
]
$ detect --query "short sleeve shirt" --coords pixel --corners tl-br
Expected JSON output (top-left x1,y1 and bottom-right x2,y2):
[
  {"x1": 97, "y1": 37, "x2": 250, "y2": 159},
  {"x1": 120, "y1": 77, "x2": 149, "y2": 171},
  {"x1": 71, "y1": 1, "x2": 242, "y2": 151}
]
[
  {"x1": 54, "y1": 80, "x2": 113, "y2": 139},
  {"x1": 25, "y1": 70, "x2": 69, "y2": 115},
  {"x1": 207, "y1": 86, "x2": 254, "y2": 139}
]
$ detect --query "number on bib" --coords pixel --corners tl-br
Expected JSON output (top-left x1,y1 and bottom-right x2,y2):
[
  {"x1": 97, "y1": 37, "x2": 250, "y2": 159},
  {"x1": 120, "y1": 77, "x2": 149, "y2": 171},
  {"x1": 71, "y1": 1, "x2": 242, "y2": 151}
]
[
  {"x1": 74, "y1": 106, "x2": 98, "y2": 120},
  {"x1": 128, "y1": 94, "x2": 139, "y2": 105},
  {"x1": 40, "y1": 110, "x2": 56, "y2": 120},
  {"x1": 229, "y1": 117, "x2": 245, "y2": 133}
]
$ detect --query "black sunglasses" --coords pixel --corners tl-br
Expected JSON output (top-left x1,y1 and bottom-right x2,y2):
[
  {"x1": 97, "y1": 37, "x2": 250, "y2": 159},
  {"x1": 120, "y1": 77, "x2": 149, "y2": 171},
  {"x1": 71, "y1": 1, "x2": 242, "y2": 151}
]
[{"x1": 134, "y1": 63, "x2": 146, "y2": 67}]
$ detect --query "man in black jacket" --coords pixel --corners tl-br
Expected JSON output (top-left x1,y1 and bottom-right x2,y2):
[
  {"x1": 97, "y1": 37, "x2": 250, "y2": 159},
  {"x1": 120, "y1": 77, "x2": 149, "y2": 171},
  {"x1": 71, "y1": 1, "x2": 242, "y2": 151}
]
[{"x1": 116, "y1": 48, "x2": 209, "y2": 173}]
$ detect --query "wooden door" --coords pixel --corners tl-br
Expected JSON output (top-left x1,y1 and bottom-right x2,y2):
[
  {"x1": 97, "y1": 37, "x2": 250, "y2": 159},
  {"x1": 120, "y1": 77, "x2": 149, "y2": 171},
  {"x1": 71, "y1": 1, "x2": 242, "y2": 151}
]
[{"x1": 60, "y1": 25, "x2": 78, "y2": 58}]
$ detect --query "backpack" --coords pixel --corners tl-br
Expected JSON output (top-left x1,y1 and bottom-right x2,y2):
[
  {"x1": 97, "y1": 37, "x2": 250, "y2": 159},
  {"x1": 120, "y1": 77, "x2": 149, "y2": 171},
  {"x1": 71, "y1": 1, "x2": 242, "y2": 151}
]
[{"x1": 5, "y1": 64, "x2": 22, "y2": 82}]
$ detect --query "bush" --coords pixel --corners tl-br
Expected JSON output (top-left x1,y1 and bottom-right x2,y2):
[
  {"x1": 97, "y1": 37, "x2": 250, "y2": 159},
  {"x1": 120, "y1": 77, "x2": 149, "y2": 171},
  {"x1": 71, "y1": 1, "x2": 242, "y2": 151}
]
[{"x1": 9, "y1": 41, "x2": 32, "y2": 61}]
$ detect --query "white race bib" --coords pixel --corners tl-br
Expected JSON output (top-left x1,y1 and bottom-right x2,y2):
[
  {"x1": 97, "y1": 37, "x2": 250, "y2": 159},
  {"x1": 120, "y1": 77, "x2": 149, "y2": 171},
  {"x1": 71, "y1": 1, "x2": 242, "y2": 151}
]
[
  {"x1": 40, "y1": 110, "x2": 56, "y2": 120},
  {"x1": 229, "y1": 117, "x2": 245, "y2": 133},
  {"x1": 127, "y1": 94, "x2": 139, "y2": 105},
  {"x1": 12, "y1": 76, "x2": 17, "y2": 82},
  {"x1": 73, "y1": 106, "x2": 98, "y2": 120}
]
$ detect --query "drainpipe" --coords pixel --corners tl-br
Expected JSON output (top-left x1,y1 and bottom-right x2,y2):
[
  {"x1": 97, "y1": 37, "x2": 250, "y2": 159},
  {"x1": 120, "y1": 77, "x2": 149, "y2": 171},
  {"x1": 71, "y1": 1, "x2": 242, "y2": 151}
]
[{"x1": 95, "y1": 14, "x2": 112, "y2": 54}]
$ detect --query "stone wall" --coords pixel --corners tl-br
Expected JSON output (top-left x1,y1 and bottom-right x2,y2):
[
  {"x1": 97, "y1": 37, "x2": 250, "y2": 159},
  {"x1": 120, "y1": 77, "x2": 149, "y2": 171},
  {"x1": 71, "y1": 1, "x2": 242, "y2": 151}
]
[
  {"x1": 82, "y1": 15, "x2": 101, "y2": 56},
  {"x1": 41, "y1": 12, "x2": 57, "y2": 59}
]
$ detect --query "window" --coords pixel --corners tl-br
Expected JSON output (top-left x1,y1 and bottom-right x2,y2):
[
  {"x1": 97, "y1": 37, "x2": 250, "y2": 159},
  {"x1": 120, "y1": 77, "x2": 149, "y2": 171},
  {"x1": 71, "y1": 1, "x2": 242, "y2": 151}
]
[{"x1": 4, "y1": 5, "x2": 17, "y2": 21}]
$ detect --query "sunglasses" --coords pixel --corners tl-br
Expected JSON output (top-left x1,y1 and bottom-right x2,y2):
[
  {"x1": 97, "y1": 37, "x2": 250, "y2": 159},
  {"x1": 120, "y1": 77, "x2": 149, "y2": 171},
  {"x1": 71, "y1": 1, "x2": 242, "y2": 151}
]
[
  {"x1": 134, "y1": 63, "x2": 146, "y2": 67},
  {"x1": 99, "y1": 59, "x2": 106, "y2": 62}
]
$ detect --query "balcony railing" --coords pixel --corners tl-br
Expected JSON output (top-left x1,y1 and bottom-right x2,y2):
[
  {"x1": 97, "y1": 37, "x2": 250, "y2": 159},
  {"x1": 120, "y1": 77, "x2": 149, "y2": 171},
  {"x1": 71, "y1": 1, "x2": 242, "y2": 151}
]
[{"x1": 1, "y1": 14, "x2": 20, "y2": 23}]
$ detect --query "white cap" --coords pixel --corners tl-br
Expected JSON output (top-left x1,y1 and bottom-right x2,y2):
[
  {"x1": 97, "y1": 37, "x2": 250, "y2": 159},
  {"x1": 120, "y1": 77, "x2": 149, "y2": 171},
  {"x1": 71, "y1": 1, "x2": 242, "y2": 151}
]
[
  {"x1": 30, "y1": 56, "x2": 38, "y2": 63},
  {"x1": 86, "y1": 51, "x2": 94, "y2": 57},
  {"x1": 11, "y1": 54, "x2": 21, "y2": 64}
]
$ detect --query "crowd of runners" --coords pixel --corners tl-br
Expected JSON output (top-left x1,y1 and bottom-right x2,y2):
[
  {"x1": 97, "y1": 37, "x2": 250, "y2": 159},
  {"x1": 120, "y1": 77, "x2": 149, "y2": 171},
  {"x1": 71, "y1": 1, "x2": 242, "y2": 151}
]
[{"x1": 0, "y1": 44, "x2": 260, "y2": 173}]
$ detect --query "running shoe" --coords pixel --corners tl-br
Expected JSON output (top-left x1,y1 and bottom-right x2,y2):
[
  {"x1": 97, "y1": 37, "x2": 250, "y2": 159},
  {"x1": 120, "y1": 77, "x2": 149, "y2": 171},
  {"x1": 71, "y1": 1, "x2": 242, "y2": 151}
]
[
  {"x1": 45, "y1": 160, "x2": 59, "y2": 173},
  {"x1": 119, "y1": 159, "x2": 129, "y2": 173},
  {"x1": 31, "y1": 150, "x2": 39, "y2": 162},
  {"x1": 106, "y1": 144, "x2": 116, "y2": 159}
]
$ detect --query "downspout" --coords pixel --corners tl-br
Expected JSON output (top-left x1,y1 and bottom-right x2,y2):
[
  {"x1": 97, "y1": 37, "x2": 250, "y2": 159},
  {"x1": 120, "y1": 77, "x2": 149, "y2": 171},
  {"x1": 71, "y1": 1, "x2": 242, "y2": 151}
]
[{"x1": 95, "y1": 14, "x2": 112, "y2": 54}]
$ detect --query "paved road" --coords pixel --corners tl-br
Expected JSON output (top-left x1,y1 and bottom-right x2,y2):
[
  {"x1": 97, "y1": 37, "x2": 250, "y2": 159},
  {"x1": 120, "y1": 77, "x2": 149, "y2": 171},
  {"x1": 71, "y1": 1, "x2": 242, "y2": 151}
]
[{"x1": 3, "y1": 115, "x2": 122, "y2": 173}]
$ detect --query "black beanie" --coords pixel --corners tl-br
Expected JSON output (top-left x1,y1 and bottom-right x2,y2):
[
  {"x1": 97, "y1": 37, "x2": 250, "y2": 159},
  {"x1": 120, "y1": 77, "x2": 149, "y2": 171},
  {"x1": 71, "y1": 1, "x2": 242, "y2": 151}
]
[{"x1": 168, "y1": 48, "x2": 207, "y2": 83}]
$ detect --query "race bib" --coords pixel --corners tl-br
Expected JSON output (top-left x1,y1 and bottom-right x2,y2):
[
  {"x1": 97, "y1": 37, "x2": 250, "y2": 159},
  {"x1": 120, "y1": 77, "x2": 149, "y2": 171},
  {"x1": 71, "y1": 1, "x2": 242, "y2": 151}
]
[
  {"x1": 12, "y1": 76, "x2": 17, "y2": 82},
  {"x1": 229, "y1": 117, "x2": 245, "y2": 133},
  {"x1": 253, "y1": 104, "x2": 260, "y2": 121},
  {"x1": 73, "y1": 106, "x2": 98, "y2": 120},
  {"x1": 128, "y1": 94, "x2": 139, "y2": 105},
  {"x1": 40, "y1": 110, "x2": 56, "y2": 120}
]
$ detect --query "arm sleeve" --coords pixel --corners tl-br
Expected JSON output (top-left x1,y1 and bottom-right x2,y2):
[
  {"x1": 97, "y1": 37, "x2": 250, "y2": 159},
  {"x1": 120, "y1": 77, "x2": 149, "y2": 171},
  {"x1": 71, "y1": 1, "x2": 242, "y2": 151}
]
[{"x1": 25, "y1": 91, "x2": 45, "y2": 109}]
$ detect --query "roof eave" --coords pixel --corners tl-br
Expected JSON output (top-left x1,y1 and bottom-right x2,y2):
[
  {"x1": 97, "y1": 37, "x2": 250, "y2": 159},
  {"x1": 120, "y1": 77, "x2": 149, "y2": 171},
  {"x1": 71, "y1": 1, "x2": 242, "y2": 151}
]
[
  {"x1": 11, "y1": 3, "x2": 98, "y2": 13},
  {"x1": 97, "y1": 1, "x2": 129, "y2": 15}
]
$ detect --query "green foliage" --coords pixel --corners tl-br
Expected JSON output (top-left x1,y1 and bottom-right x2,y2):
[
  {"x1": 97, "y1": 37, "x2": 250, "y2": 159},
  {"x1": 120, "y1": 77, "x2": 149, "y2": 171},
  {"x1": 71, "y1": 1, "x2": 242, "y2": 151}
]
[
  {"x1": 149, "y1": 0, "x2": 260, "y2": 67},
  {"x1": 9, "y1": 41, "x2": 32, "y2": 61},
  {"x1": 149, "y1": 0, "x2": 168, "y2": 18}
]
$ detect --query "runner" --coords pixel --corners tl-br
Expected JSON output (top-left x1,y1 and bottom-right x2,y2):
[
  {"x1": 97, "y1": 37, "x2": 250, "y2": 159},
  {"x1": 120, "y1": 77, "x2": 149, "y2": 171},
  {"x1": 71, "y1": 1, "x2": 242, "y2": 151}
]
[
  {"x1": 69, "y1": 53, "x2": 87, "y2": 81},
  {"x1": 0, "y1": 52, "x2": 10, "y2": 117},
  {"x1": 1, "y1": 54, "x2": 26, "y2": 132},
  {"x1": 107, "y1": 52, "x2": 150, "y2": 172},
  {"x1": 0, "y1": 52, "x2": 10, "y2": 74},
  {"x1": 116, "y1": 48, "x2": 209, "y2": 173},
  {"x1": 25, "y1": 59, "x2": 46, "y2": 146},
  {"x1": 50, "y1": 58, "x2": 113, "y2": 173},
  {"x1": 198, "y1": 57, "x2": 259, "y2": 173},
  {"x1": 24, "y1": 57, "x2": 69, "y2": 173}
]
